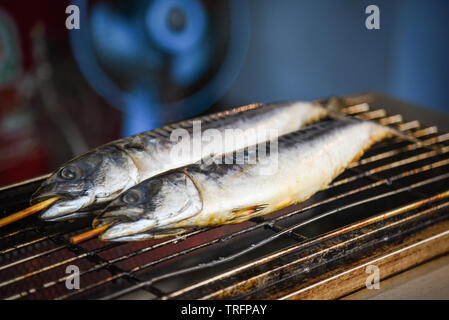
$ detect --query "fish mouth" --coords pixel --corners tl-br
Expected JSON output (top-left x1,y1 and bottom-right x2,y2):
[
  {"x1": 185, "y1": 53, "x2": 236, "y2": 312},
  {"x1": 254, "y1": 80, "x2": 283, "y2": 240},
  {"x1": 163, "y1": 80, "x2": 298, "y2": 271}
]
[
  {"x1": 31, "y1": 185, "x2": 83, "y2": 204},
  {"x1": 97, "y1": 215, "x2": 193, "y2": 242},
  {"x1": 101, "y1": 233, "x2": 154, "y2": 242},
  {"x1": 96, "y1": 213, "x2": 157, "y2": 241},
  {"x1": 30, "y1": 183, "x2": 96, "y2": 221},
  {"x1": 100, "y1": 227, "x2": 187, "y2": 242},
  {"x1": 43, "y1": 209, "x2": 93, "y2": 221},
  {"x1": 39, "y1": 195, "x2": 94, "y2": 221},
  {"x1": 95, "y1": 203, "x2": 198, "y2": 241}
]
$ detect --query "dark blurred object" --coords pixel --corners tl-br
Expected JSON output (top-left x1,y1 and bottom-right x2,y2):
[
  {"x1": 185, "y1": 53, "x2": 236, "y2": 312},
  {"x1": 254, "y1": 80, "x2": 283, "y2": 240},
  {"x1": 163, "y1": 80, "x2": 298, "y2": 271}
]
[
  {"x1": 0, "y1": 93, "x2": 49, "y2": 186},
  {"x1": 28, "y1": 27, "x2": 123, "y2": 173},
  {"x1": 32, "y1": 25, "x2": 89, "y2": 157},
  {"x1": 223, "y1": 0, "x2": 449, "y2": 114},
  {"x1": 1, "y1": 92, "x2": 449, "y2": 300},
  {"x1": 70, "y1": 0, "x2": 250, "y2": 136},
  {"x1": 0, "y1": 8, "x2": 48, "y2": 185},
  {"x1": 1, "y1": 0, "x2": 449, "y2": 187},
  {"x1": 0, "y1": 1, "x2": 122, "y2": 186}
]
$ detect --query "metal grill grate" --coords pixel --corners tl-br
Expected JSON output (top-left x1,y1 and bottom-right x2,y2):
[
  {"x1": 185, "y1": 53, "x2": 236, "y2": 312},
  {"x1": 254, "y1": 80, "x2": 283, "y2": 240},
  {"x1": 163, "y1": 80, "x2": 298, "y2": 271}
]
[{"x1": 1, "y1": 97, "x2": 449, "y2": 300}]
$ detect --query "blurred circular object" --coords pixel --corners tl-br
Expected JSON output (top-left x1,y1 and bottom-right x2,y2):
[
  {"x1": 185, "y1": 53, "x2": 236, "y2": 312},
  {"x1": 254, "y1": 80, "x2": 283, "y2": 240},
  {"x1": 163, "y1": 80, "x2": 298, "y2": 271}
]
[
  {"x1": 145, "y1": 0, "x2": 207, "y2": 54},
  {"x1": 0, "y1": 9, "x2": 22, "y2": 88},
  {"x1": 70, "y1": 0, "x2": 250, "y2": 133}
]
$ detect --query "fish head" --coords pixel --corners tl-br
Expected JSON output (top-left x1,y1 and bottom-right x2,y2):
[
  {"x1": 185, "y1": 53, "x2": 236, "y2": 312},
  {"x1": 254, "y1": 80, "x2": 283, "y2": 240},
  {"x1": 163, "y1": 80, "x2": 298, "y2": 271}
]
[
  {"x1": 94, "y1": 171, "x2": 202, "y2": 241},
  {"x1": 31, "y1": 146, "x2": 138, "y2": 221}
]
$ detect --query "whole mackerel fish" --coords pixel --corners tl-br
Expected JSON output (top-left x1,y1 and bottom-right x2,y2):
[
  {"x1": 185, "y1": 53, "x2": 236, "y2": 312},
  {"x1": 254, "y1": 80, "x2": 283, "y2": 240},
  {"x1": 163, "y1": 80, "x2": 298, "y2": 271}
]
[
  {"x1": 31, "y1": 101, "x2": 327, "y2": 221},
  {"x1": 94, "y1": 118, "x2": 393, "y2": 241}
]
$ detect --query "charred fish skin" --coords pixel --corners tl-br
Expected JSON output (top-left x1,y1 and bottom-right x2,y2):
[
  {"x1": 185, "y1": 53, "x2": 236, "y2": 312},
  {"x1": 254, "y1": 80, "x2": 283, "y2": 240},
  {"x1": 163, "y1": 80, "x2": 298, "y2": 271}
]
[
  {"x1": 97, "y1": 119, "x2": 392, "y2": 241},
  {"x1": 31, "y1": 101, "x2": 328, "y2": 221},
  {"x1": 93, "y1": 171, "x2": 202, "y2": 239},
  {"x1": 109, "y1": 101, "x2": 327, "y2": 181},
  {"x1": 31, "y1": 146, "x2": 139, "y2": 221}
]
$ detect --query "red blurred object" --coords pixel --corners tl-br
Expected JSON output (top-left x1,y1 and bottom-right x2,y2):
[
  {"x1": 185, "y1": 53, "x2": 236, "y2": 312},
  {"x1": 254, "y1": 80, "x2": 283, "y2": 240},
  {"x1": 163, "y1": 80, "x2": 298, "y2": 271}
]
[
  {"x1": 1, "y1": 0, "x2": 70, "y2": 70},
  {"x1": 0, "y1": 134, "x2": 48, "y2": 186},
  {"x1": 0, "y1": 88, "x2": 50, "y2": 186},
  {"x1": 0, "y1": 86, "x2": 51, "y2": 186},
  {"x1": 0, "y1": 1, "x2": 123, "y2": 186},
  {"x1": 0, "y1": 1, "x2": 76, "y2": 186}
]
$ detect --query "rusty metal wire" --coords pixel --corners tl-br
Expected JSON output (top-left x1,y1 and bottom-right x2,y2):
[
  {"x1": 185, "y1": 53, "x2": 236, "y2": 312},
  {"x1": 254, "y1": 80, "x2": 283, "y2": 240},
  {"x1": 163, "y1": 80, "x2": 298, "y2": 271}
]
[{"x1": 1, "y1": 102, "x2": 449, "y2": 300}]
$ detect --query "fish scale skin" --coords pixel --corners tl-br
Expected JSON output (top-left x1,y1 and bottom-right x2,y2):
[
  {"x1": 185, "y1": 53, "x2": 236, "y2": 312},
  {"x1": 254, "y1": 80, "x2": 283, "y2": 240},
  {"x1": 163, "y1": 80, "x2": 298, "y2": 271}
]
[
  {"x1": 33, "y1": 101, "x2": 326, "y2": 221},
  {"x1": 98, "y1": 119, "x2": 392, "y2": 241},
  {"x1": 109, "y1": 101, "x2": 327, "y2": 184},
  {"x1": 175, "y1": 119, "x2": 391, "y2": 228}
]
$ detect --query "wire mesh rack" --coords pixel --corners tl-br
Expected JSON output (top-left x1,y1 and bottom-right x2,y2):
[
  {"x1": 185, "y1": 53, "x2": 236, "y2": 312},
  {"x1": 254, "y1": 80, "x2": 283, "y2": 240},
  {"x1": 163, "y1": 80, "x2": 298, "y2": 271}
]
[{"x1": 1, "y1": 96, "x2": 449, "y2": 300}]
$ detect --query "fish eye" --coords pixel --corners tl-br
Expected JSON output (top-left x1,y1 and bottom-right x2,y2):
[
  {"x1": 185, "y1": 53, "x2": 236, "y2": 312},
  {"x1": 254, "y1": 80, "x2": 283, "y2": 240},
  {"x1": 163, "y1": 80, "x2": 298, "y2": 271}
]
[
  {"x1": 59, "y1": 166, "x2": 79, "y2": 180},
  {"x1": 122, "y1": 190, "x2": 140, "y2": 204}
]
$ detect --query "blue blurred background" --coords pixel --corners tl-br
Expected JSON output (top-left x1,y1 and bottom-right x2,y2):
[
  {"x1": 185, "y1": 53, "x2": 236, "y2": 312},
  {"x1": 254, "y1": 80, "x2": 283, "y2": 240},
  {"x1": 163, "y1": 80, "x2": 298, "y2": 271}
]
[
  {"x1": 0, "y1": 0, "x2": 448, "y2": 184},
  {"x1": 226, "y1": 0, "x2": 449, "y2": 113}
]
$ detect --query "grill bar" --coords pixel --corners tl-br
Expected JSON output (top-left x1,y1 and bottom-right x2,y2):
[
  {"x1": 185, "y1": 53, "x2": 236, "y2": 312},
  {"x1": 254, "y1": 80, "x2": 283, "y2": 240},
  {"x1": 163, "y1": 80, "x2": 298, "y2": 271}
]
[
  {"x1": 0, "y1": 245, "x2": 66, "y2": 272},
  {"x1": 5, "y1": 227, "x2": 165, "y2": 299},
  {"x1": 0, "y1": 232, "x2": 61, "y2": 256},
  {"x1": 4, "y1": 125, "x2": 444, "y2": 272},
  {"x1": 398, "y1": 120, "x2": 420, "y2": 132},
  {"x1": 1, "y1": 96, "x2": 449, "y2": 300},
  {"x1": 348, "y1": 133, "x2": 449, "y2": 168},
  {"x1": 281, "y1": 228, "x2": 449, "y2": 300},
  {"x1": 331, "y1": 148, "x2": 448, "y2": 188},
  {"x1": 9, "y1": 132, "x2": 449, "y2": 299},
  {"x1": 185, "y1": 195, "x2": 449, "y2": 300},
  {"x1": 163, "y1": 189, "x2": 449, "y2": 300},
  {"x1": 54, "y1": 154, "x2": 449, "y2": 299},
  {"x1": 0, "y1": 226, "x2": 35, "y2": 241}
]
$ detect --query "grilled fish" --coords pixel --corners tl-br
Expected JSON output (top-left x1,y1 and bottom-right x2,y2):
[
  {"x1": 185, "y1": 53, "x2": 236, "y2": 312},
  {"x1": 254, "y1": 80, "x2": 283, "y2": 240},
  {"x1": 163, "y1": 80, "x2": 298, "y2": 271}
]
[
  {"x1": 31, "y1": 101, "x2": 327, "y2": 221},
  {"x1": 95, "y1": 118, "x2": 392, "y2": 241}
]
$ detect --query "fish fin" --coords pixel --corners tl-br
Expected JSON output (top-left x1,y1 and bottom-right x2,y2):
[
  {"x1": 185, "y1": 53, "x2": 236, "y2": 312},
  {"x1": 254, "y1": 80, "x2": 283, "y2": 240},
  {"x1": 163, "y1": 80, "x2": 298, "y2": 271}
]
[
  {"x1": 350, "y1": 149, "x2": 367, "y2": 164},
  {"x1": 123, "y1": 142, "x2": 146, "y2": 151},
  {"x1": 230, "y1": 204, "x2": 268, "y2": 222},
  {"x1": 325, "y1": 97, "x2": 348, "y2": 112},
  {"x1": 152, "y1": 228, "x2": 189, "y2": 239},
  {"x1": 327, "y1": 102, "x2": 442, "y2": 154},
  {"x1": 103, "y1": 228, "x2": 190, "y2": 241},
  {"x1": 384, "y1": 126, "x2": 444, "y2": 154}
]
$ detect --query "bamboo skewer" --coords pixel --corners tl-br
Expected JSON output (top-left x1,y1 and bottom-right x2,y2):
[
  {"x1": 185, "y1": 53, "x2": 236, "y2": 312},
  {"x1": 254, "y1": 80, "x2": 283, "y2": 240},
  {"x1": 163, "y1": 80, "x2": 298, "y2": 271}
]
[
  {"x1": 70, "y1": 224, "x2": 111, "y2": 244},
  {"x1": 0, "y1": 197, "x2": 60, "y2": 228}
]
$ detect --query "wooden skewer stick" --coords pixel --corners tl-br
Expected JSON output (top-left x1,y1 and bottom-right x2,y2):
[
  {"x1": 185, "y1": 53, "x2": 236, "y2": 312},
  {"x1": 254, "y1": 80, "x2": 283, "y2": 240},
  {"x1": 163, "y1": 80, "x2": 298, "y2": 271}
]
[
  {"x1": 70, "y1": 224, "x2": 111, "y2": 244},
  {"x1": 0, "y1": 197, "x2": 60, "y2": 228}
]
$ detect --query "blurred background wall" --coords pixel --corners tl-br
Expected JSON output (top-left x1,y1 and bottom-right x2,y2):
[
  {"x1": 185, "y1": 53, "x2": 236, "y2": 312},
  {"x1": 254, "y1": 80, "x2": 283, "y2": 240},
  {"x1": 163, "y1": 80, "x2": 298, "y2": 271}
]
[
  {"x1": 226, "y1": 0, "x2": 449, "y2": 112},
  {"x1": 0, "y1": 0, "x2": 448, "y2": 185}
]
